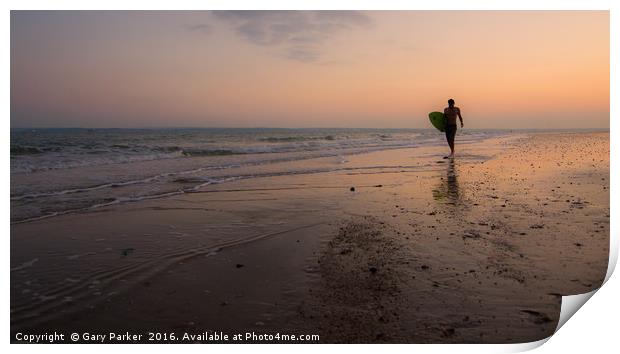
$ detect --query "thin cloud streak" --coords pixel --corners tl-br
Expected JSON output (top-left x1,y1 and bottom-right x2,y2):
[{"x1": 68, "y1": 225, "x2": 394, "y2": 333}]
[{"x1": 186, "y1": 23, "x2": 211, "y2": 33}]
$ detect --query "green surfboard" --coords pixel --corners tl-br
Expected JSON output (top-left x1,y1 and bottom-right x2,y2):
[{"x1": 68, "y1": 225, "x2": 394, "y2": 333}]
[{"x1": 428, "y1": 111, "x2": 446, "y2": 132}]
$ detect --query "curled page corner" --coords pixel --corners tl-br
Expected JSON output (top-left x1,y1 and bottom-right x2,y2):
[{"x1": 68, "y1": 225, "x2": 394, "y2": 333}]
[
  {"x1": 505, "y1": 337, "x2": 550, "y2": 353},
  {"x1": 550, "y1": 232, "x2": 618, "y2": 336},
  {"x1": 513, "y1": 235, "x2": 617, "y2": 352},
  {"x1": 505, "y1": 290, "x2": 600, "y2": 353},
  {"x1": 556, "y1": 290, "x2": 597, "y2": 331}
]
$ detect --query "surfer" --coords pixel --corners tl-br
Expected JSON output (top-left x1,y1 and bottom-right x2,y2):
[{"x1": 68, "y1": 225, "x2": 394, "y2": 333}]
[{"x1": 444, "y1": 99, "x2": 463, "y2": 158}]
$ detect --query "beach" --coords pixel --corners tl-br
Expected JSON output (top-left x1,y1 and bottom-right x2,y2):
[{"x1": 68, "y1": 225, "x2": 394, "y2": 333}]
[{"x1": 10, "y1": 131, "x2": 609, "y2": 343}]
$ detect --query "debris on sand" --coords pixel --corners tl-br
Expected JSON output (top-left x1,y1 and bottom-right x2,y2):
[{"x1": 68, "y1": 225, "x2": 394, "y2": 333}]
[
  {"x1": 442, "y1": 328, "x2": 456, "y2": 337},
  {"x1": 120, "y1": 248, "x2": 135, "y2": 257},
  {"x1": 521, "y1": 310, "x2": 553, "y2": 324},
  {"x1": 462, "y1": 231, "x2": 481, "y2": 240}
]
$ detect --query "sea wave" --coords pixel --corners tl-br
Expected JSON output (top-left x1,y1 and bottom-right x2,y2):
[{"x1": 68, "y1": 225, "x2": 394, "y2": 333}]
[
  {"x1": 11, "y1": 128, "x2": 510, "y2": 223},
  {"x1": 181, "y1": 148, "x2": 241, "y2": 157},
  {"x1": 258, "y1": 135, "x2": 337, "y2": 142},
  {"x1": 11, "y1": 145, "x2": 47, "y2": 155}
]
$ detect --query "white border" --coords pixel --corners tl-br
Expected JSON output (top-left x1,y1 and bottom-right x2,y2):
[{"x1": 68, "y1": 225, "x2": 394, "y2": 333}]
[{"x1": 3, "y1": 1, "x2": 617, "y2": 353}]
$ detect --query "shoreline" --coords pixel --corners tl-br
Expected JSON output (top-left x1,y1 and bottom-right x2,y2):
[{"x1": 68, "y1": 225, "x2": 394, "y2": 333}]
[
  {"x1": 9, "y1": 129, "x2": 520, "y2": 224},
  {"x1": 10, "y1": 131, "x2": 609, "y2": 343}
]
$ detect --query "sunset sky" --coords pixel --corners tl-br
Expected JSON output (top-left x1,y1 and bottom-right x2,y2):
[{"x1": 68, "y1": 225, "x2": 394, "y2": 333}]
[{"x1": 11, "y1": 11, "x2": 609, "y2": 129}]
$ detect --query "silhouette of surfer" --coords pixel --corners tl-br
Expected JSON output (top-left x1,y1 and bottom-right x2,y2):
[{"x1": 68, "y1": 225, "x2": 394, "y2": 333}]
[{"x1": 443, "y1": 99, "x2": 464, "y2": 158}]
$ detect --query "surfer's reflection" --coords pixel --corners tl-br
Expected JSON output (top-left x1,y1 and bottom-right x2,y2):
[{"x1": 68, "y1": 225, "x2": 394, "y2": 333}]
[{"x1": 432, "y1": 159, "x2": 460, "y2": 205}]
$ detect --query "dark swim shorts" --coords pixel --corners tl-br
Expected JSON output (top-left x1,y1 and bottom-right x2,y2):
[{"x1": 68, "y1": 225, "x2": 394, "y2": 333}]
[{"x1": 445, "y1": 124, "x2": 457, "y2": 145}]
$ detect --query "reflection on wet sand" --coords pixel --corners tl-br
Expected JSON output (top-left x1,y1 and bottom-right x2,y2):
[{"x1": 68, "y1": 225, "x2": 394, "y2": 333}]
[{"x1": 432, "y1": 159, "x2": 460, "y2": 205}]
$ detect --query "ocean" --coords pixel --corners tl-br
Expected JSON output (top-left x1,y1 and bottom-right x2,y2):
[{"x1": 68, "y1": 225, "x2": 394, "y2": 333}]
[{"x1": 11, "y1": 127, "x2": 508, "y2": 223}]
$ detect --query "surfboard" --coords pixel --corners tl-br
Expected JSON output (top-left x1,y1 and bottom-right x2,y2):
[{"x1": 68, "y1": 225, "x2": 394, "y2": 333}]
[{"x1": 428, "y1": 111, "x2": 446, "y2": 132}]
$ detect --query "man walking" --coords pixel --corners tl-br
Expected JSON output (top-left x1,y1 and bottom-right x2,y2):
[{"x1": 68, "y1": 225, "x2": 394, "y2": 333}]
[{"x1": 444, "y1": 99, "x2": 464, "y2": 158}]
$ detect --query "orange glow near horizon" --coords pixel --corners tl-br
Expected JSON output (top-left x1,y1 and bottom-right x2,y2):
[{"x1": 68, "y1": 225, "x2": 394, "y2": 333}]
[{"x1": 11, "y1": 11, "x2": 609, "y2": 128}]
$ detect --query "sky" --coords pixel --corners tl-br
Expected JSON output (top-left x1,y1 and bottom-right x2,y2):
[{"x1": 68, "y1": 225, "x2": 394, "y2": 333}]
[{"x1": 11, "y1": 11, "x2": 609, "y2": 129}]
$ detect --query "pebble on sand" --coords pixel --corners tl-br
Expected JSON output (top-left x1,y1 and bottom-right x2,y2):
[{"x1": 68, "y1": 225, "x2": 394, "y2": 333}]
[{"x1": 121, "y1": 248, "x2": 135, "y2": 256}]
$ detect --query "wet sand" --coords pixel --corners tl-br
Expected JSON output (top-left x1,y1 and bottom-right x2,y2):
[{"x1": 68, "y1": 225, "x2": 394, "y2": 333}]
[{"x1": 10, "y1": 132, "x2": 609, "y2": 343}]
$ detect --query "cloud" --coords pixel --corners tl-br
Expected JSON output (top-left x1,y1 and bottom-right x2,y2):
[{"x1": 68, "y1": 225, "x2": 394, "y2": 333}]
[
  {"x1": 213, "y1": 10, "x2": 372, "y2": 63},
  {"x1": 186, "y1": 23, "x2": 211, "y2": 33},
  {"x1": 286, "y1": 48, "x2": 320, "y2": 63}
]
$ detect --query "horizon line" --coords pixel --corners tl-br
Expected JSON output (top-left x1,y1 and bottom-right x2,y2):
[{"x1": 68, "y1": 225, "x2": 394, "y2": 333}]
[
  {"x1": 9, "y1": 126, "x2": 611, "y2": 131},
  {"x1": 10, "y1": 126, "x2": 611, "y2": 131}
]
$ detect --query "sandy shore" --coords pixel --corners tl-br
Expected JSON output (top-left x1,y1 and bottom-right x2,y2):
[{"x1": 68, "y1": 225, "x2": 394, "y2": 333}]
[{"x1": 11, "y1": 132, "x2": 609, "y2": 343}]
